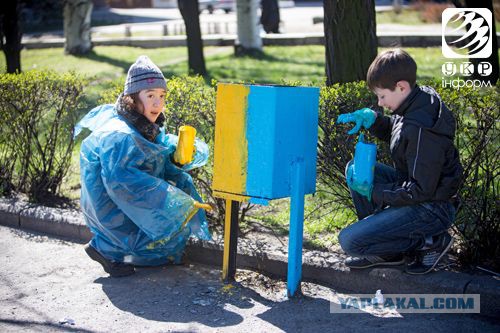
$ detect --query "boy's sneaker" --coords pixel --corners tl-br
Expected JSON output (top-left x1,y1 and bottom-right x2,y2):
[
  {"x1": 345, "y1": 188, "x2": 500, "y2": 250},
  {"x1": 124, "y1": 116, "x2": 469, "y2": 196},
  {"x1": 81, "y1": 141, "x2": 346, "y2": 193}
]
[
  {"x1": 345, "y1": 254, "x2": 405, "y2": 269},
  {"x1": 406, "y1": 233, "x2": 453, "y2": 275},
  {"x1": 84, "y1": 243, "x2": 135, "y2": 277}
]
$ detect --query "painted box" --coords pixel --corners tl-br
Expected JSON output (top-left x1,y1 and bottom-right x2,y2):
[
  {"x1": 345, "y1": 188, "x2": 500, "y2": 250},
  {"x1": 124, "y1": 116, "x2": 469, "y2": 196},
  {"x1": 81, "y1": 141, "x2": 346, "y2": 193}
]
[{"x1": 212, "y1": 83, "x2": 319, "y2": 204}]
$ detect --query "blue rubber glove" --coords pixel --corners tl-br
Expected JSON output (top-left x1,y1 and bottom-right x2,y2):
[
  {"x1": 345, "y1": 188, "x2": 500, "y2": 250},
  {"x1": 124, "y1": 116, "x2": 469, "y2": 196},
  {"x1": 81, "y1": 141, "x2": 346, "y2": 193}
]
[
  {"x1": 337, "y1": 108, "x2": 377, "y2": 135},
  {"x1": 346, "y1": 160, "x2": 373, "y2": 200}
]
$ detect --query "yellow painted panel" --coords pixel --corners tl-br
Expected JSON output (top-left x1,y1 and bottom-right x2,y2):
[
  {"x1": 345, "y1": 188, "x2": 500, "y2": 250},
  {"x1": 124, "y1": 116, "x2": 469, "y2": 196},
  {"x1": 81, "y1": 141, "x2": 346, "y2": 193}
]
[{"x1": 212, "y1": 83, "x2": 249, "y2": 195}]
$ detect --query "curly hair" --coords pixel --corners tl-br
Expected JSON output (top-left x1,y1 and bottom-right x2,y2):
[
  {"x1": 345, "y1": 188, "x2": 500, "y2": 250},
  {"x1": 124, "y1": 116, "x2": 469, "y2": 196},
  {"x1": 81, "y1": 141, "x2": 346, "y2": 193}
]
[{"x1": 119, "y1": 92, "x2": 142, "y2": 113}]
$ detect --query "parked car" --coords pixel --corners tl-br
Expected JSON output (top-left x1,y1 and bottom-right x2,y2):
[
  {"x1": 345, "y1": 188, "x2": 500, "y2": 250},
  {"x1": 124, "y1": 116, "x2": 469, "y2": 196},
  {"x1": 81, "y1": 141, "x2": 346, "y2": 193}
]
[{"x1": 199, "y1": 0, "x2": 235, "y2": 14}]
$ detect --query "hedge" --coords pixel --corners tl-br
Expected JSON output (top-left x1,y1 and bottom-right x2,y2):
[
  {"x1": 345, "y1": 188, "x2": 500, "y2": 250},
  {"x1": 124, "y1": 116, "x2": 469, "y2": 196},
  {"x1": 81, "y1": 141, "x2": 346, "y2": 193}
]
[
  {"x1": 1, "y1": 70, "x2": 497, "y2": 269},
  {"x1": 0, "y1": 70, "x2": 85, "y2": 202}
]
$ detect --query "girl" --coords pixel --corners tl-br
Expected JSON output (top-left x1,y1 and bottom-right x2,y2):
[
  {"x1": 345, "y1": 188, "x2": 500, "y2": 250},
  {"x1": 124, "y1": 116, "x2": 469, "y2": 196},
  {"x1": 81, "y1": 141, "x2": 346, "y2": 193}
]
[{"x1": 75, "y1": 56, "x2": 211, "y2": 277}]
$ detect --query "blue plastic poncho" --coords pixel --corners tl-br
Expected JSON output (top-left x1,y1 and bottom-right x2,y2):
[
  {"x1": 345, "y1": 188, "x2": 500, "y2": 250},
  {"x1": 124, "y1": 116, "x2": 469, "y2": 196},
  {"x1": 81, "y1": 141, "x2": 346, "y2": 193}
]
[{"x1": 75, "y1": 104, "x2": 211, "y2": 266}]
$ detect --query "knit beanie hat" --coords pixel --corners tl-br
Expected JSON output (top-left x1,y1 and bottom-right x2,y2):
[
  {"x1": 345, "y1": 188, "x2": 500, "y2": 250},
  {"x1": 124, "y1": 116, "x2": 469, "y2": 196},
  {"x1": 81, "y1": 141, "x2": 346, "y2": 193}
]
[{"x1": 124, "y1": 55, "x2": 167, "y2": 95}]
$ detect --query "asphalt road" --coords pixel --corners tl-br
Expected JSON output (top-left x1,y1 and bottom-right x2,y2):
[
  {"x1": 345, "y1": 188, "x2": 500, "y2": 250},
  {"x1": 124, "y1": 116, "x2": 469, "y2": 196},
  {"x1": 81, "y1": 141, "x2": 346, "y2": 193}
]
[{"x1": 0, "y1": 225, "x2": 499, "y2": 332}]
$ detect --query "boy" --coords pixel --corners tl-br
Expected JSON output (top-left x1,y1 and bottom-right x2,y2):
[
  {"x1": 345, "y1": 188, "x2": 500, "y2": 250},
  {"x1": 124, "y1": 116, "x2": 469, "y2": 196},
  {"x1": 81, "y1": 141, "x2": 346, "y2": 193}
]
[{"x1": 336, "y1": 49, "x2": 462, "y2": 274}]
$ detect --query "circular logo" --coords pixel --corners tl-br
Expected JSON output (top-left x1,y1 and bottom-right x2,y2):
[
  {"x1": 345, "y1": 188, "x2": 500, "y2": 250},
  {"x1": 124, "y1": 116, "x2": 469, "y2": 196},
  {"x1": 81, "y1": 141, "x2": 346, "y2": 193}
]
[{"x1": 442, "y1": 8, "x2": 493, "y2": 59}]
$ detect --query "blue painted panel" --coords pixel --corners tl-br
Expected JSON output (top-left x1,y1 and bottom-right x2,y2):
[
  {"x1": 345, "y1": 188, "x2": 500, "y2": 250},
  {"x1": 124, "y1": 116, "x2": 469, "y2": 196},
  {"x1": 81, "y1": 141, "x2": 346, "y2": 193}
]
[
  {"x1": 246, "y1": 86, "x2": 277, "y2": 199},
  {"x1": 272, "y1": 86, "x2": 319, "y2": 198},
  {"x1": 243, "y1": 84, "x2": 319, "y2": 200}
]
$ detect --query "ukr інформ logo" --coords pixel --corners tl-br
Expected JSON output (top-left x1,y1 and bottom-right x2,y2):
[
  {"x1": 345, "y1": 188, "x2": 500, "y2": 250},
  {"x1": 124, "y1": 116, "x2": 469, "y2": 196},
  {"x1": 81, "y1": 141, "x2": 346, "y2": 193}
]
[{"x1": 441, "y1": 8, "x2": 493, "y2": 89}]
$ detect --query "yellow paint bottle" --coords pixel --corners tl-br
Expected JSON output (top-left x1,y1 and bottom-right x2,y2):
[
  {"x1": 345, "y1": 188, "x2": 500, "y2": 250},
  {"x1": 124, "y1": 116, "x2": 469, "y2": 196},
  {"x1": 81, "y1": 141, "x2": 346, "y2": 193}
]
[{"x1": 174, "y1": 125, "x2": 196, "y2": 165}]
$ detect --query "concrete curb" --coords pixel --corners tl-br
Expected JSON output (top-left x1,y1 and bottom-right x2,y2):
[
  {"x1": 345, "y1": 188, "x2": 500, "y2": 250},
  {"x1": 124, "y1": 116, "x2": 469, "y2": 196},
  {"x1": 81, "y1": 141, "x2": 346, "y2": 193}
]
[
  {"x1": 22, "y1": 32, "x2": 500, "y2": 49},
  {"x1": 0, "y1": 197, "x2": 498, "y2": 318}
]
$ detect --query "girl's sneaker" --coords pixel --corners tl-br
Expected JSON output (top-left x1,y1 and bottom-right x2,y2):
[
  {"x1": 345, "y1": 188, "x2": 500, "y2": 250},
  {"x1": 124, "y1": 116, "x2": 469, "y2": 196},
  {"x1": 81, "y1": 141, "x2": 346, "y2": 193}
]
[{"x1": 84, "y1": 243, "x2": 135, "y2": 277}]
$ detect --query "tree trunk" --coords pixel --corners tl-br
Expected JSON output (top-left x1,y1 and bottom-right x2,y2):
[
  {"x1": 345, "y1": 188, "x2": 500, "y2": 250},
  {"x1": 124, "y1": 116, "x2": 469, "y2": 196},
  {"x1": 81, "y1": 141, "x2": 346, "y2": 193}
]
[
  {"x1": 0, "y1": 0, "x2": 22, "y2": 73},
  {"x1": 63, "y1": 0, "x2": 93, "y2": 55},
  {"x1": 393, "y1": 0, "x2": 402, "y2": 15},
  {"x1": 178, "y1": 0, "x2": 207, "y2": 76},
  {"x1": 324, "y1": 0, "x2": 377, "y2": 85},
  {"x1": 261, "y1": 0, "x2": 280, "y2": 33},
  {"x1": 235, "y1": 0, "x2": 263, "y2": 56},
  {"x1": 461, "y1": 0, "x2": 499, "y2": 84}
]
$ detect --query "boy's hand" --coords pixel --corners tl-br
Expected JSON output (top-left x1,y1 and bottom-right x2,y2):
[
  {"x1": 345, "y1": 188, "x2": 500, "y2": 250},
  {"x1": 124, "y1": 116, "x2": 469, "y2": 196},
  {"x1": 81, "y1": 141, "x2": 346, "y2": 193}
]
[
  {"x1": 346, "y1": 161, "x2": 373, "y2": 200},
  {"x1": 337, "y1": 108, "x2": 377, "y2": 135}
]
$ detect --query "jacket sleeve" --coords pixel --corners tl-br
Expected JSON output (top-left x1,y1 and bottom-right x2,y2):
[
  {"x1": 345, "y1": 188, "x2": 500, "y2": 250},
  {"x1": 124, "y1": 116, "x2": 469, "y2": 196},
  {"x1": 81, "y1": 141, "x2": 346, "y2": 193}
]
[
  {"x1": 100, "y1": 133, "x2": 197, "y2": 241},
  {"x1": 371, "y1": 126, "x2": 445, "y2": 207},
  {"x1": 369, "y1": 112, "x2": 393, "y2": 143}
]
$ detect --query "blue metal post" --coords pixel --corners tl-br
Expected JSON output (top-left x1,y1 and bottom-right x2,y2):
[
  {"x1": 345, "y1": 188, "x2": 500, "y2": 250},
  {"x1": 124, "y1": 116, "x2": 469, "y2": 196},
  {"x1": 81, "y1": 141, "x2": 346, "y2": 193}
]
[{"x1": 287, "y1": 158, "x2": 305, "y2": 297}]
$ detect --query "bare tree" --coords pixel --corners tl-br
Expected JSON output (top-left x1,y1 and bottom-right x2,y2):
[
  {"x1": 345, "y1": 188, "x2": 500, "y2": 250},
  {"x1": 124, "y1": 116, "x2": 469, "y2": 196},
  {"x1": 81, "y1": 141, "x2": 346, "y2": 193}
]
[
  {"x1": 323, "y1": 0, "x2": 377, "y2": 85},
  {"x1": 178, "y1": 0, "x2": 207, "y2": 75},
  {"x1": 63, "y1": 0, "x2": 93, "y2": 55},
  {"x1": 0, "y1": 0, "x2": 22, "y2": 73},
  {"x1": 235, "y1": 0, "x2": 262, "y2": 56}
]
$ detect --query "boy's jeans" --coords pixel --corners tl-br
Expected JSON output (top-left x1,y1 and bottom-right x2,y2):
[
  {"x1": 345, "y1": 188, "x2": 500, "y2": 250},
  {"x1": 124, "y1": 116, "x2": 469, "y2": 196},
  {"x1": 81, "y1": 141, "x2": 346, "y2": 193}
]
[{"x1": 338, "y1": 163, "x2": 456, "y2": 257}]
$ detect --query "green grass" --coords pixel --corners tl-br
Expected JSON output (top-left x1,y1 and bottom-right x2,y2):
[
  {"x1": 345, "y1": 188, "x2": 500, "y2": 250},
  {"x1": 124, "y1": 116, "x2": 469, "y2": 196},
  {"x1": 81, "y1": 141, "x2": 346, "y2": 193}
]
[
  {"x1": 3, "y1": 45, "x2": 491, "y2": 90},
  {"x1": 10, "y1": 46, "x2": 190, "y2": 107},
  {"x1": 18, "y1": 46, "x2": 186, "y2": 75}
]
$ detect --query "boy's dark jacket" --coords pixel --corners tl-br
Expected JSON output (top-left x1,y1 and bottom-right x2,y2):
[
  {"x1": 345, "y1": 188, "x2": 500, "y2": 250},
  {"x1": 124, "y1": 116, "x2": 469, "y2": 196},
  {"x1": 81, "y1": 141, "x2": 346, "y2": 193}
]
[{"x1": 369, "y1": 85, "x2": 463, "y2": 207}]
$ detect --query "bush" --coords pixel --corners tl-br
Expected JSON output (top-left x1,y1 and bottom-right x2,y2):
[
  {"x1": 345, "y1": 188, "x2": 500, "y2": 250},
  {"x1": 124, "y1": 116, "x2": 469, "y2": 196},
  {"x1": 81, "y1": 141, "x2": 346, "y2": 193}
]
[
  {"x1": 317, "y1": 81, "x2": 388, "y2": 213},
  {"x1": 433, "y1": 83, "x2": 500, "y2": 270},
  {"x1": 0, "y1": 127, "x2": 16, "y2": 196},
  {"x1": 0, "y1": 70, "x2": 85, "y2": 203}
]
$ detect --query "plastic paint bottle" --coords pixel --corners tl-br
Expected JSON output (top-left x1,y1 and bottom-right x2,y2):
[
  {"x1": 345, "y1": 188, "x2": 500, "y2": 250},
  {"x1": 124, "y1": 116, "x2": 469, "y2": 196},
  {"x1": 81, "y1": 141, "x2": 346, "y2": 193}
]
[
  {"x1": 174, "y1": 125, "x2": 197, "y2": 165},
  {"x1": 353, "y1": 134, "x2": 376, "y2": 191}
]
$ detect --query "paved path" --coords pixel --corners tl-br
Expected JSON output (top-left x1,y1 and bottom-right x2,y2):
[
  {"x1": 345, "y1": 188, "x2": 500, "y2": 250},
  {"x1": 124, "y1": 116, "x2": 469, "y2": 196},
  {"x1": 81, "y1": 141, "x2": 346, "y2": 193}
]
[
  {"x1": 25, "y1": 3, "x2": 451, "y2": 41},
  {"x1": 1, "y1": 225, "x2": 499, "y2": 332}
]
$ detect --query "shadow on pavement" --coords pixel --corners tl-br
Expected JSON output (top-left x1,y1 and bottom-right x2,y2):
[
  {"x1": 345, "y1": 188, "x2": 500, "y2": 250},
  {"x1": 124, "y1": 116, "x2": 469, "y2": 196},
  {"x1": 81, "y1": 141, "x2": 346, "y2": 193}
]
[
  {"x1": 95, "y1": 262, "x2": 402, "y2": 331},
  {"x1": 0, "y1": 318, "x2": 97, "y2": 333},
  {"x1": 96, "y1": 264, "x2": 262, "y2": 328}
]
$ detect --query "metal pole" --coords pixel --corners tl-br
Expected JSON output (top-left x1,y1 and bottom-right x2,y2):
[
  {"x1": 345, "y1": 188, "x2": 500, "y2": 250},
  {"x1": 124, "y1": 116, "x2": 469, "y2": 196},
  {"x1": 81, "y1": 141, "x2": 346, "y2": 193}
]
[
  {"x1": 287, "y1": 158, "x2": 305, "y2": 297},
  {"x1": 222, "y1": 199, "x2": 239, "y2": 281}
]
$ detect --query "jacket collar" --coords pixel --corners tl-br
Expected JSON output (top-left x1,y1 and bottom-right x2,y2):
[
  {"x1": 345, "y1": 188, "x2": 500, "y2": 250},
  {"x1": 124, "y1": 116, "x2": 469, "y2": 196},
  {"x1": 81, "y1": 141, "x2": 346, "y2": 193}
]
[{"x1": 392, "y1": 84, "x2": 420, "y2": 116}]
